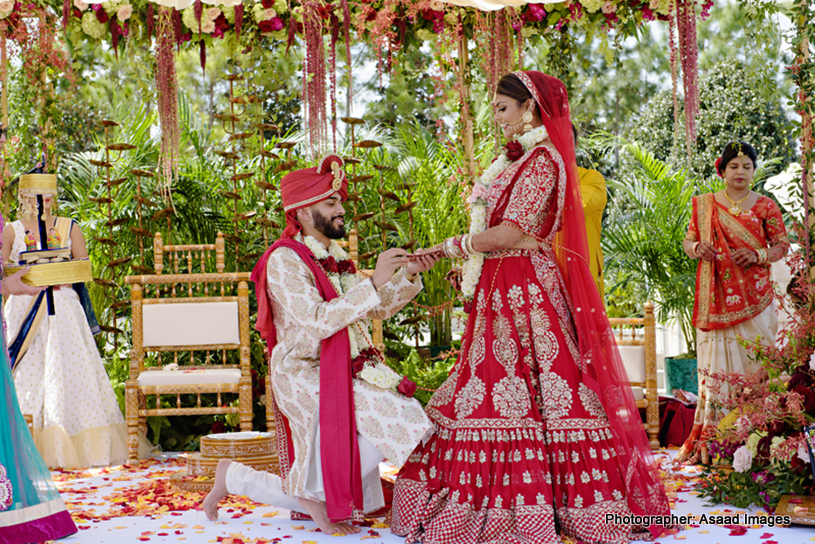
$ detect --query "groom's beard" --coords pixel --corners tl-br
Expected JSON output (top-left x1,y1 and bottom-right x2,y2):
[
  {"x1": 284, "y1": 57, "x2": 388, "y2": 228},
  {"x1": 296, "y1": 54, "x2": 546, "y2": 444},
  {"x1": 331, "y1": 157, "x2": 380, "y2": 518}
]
[{"x1": 313, "y1": 209, "x2": 346, "y2": 239}]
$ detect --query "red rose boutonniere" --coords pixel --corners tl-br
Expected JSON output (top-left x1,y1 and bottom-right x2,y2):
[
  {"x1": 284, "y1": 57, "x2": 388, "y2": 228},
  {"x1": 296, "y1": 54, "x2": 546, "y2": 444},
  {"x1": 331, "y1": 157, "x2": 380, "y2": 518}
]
[
  {"x1": 337, "y1": 259, "x2": 357, "y2": 275},
  {"x1": 505, "y1": 140, "x2": 524, "y2": 161},
  {"x1": 318, "y1": 256, "x2": 339, "y2": 274}
]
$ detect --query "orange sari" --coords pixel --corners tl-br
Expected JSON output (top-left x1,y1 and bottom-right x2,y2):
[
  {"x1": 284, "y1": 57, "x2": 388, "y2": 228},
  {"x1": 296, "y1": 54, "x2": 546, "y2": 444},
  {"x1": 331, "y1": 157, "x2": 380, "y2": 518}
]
[
  {"x1": 689, "y1": 193, "x2": 789, "y2": 331},
  {"x1": 679, "y1": 193, "x2": 789, "y2": 464}
]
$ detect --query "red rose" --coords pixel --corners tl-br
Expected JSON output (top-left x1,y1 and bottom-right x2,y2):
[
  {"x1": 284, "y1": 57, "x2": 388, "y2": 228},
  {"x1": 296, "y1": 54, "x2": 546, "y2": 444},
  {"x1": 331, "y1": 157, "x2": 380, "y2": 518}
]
[
  {"x1": 72, "y1": 7, "x2": 82, "y2": 18},
  {"x1": 258, "y1": 19, "x2": 275, "y2": 33},
  {"x1": 337, "y1": 259, "x2": 357, "y2": 275},
  {"x1": 791, "y1": 451, "x2": 809, "y2": 473},
  {"x1": 261, "y1": 0, "x2": 274, "y2": 7},
  {"x1": 397, "y1": 376, "x2": 417, "y2": 397},
  {"x1": 756, "y1": 435, "x2": 772, "y2": 463},
  {"x1": 211, "y1": 421, "x2": 227, "y2": 434},
  {"x1": 792, "y1": 385, "x2": 815, "y2": 415},
  {"x1": 505, "y1": 140, "x2": 524, "y2": 161},
  {"x1": 214, "y1": 14, "x2": 230, "y2": 33},
  {"x1": 319, "y1": 256, "x2": 338, "y2": 274},
  {"x1": 96, "y1": 9, "x2": 109, "y2": 23},
  {"x1": 351, "y1": 357, "x2": 365, "y2": 377}
]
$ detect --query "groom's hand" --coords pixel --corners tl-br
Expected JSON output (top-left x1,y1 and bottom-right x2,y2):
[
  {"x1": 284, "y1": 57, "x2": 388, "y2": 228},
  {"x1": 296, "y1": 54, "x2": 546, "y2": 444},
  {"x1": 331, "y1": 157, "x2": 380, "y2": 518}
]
[
  {"x1": 371, "y1": 248, "x2": 409, "y2": 288},
  {"x1": 406, "y1": 249, "x2": 440, "y2": 276}
]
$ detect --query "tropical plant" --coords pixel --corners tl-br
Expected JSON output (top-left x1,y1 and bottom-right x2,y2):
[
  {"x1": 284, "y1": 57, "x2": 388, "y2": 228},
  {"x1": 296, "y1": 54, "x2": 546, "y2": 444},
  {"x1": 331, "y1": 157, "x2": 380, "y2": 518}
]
[{"x1": 601, "y1": 138, "x2": 699, "y2": 349}]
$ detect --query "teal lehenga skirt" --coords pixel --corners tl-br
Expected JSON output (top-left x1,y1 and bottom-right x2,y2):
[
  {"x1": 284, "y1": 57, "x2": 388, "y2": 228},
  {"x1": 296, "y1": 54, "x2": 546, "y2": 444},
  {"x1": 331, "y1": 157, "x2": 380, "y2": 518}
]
[{"x1": 0, "y1": 295, "x2": 77, "y2": 544}]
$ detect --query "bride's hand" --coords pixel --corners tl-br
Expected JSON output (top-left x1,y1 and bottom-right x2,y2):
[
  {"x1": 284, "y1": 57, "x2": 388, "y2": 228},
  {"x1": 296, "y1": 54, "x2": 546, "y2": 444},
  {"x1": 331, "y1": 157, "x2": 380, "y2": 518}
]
[{"x1": 2, "y1": 266, "x2": 46, "y2": 296}]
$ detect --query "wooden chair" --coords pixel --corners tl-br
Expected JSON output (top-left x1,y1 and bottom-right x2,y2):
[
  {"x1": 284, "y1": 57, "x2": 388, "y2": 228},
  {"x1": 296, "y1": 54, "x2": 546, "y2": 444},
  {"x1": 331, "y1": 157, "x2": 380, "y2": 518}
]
[
  {"x1": 608, "y1": 301, "x2": 659, "y2": 449},
  {"x1": 124, "y1": 232, "x2": 253, "y2": 461}
]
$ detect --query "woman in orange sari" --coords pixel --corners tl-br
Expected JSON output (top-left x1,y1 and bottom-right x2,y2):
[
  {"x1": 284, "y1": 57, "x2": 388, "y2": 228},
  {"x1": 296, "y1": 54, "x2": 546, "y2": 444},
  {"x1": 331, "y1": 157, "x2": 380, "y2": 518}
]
[{"x1": 677, "y1": 142, "x2": 789, "y2": 464}]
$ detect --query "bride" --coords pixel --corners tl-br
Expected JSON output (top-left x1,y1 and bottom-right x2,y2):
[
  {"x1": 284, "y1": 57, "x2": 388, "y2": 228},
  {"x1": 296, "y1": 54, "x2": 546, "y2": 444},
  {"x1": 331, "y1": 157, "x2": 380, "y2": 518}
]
[{"x1": 391, "y1": 71, "x2": 673, "y2": 543}]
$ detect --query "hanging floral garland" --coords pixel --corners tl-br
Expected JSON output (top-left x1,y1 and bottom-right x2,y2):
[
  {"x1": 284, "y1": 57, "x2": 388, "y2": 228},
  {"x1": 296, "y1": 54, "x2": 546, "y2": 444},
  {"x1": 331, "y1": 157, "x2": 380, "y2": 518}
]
[
  {"x1": 461, "y1": 124, "x2": 548, "y2": 300},
  {"x1": 155, "y1": 6, "x2": 180, "y2": 190},
  {"x1": 301, "y1": 235, "x2": 416, "y2": 395}
]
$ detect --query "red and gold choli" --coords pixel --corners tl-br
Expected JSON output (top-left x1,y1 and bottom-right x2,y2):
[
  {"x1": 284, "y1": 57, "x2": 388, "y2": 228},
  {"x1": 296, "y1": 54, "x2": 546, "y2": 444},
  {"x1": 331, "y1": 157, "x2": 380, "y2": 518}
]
[
  {"x1": 688, "y1": 194, "x2": 790, "y2": 331},
  {"x1": 392, "y1": 146, "x2": 670, "y2": 544}
]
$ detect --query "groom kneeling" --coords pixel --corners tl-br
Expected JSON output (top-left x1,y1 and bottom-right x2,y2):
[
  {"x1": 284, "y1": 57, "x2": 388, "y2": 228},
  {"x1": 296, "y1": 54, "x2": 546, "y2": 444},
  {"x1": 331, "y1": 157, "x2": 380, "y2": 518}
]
[{"x1": 203, "y1": 155, "x2": 437, "y2": 535}]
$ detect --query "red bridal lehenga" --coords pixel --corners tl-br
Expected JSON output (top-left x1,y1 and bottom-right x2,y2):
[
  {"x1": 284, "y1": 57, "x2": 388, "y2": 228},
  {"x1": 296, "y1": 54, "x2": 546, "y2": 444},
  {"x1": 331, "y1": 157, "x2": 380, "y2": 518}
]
[{"x1": 391, "y1": 71, "x2": 672, "y2": 544}]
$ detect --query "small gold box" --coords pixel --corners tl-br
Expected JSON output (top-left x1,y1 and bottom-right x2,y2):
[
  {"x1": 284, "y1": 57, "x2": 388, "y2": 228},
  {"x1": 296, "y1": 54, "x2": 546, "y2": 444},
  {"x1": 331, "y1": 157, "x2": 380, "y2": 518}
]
[
  {"x1": 18, "y1": 248, "x2": 72, "y2": 265},
  {"x1": 6, "y1": 259, "x2": 93, "y2": 287}
]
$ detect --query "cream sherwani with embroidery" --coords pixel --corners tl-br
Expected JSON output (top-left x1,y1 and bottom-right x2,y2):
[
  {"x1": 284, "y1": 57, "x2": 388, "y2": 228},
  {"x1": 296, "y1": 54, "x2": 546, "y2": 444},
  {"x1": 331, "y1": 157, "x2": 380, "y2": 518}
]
[{"x1": 265, "y1": 243, "x2": 433, "y2": 505}]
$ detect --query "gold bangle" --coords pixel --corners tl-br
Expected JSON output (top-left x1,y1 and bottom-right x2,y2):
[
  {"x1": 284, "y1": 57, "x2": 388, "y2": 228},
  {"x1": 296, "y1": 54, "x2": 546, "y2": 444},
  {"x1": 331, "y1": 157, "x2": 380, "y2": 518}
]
[{"x1": 692, "y1": 241, "x2": 701, "y2": 258}]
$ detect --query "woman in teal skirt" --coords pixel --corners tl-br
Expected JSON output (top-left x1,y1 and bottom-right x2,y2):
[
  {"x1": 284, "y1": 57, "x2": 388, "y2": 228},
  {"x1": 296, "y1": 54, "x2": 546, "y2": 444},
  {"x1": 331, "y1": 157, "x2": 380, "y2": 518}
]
[{"x1": 0, "y1": 212, "x2": 77, "y2": 543}]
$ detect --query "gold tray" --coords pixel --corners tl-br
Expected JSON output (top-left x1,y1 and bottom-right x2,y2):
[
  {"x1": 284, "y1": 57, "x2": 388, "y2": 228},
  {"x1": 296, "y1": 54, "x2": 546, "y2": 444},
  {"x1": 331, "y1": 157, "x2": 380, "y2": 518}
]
[
  {"x1": 186, "y1": 452, "x2": 279, "y2": 477},
  {"x1": 168, "y1": 471, "x2": 213, "y2": 494},
  {"x1": 776, "y1": 495, "x2": 815, "y2": 525},
  {"x1": 200, "y1": 432, "x2": 276, "y2": 459},
  {"x1": 6, "y1": 259, "x2": 92, "y2": 287}
]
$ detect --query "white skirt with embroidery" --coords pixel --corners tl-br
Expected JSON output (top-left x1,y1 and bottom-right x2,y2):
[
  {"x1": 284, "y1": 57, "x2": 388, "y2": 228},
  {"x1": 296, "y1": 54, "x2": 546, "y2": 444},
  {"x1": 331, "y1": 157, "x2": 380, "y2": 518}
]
[{"x1": 7, "y1": 289, "x2": 129, "y2": 469}]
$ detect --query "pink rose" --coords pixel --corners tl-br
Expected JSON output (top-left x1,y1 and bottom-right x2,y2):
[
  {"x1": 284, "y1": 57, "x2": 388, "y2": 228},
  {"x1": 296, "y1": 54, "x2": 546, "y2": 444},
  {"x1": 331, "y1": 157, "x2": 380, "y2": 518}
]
[
  {"x1": 72, "y1": 0, "x2": 87, "y2": 11},
  {"x1": 469, "y1": 183, "x2": 489, "y2": 204},
  {"x1": 116, "y1": 4, "x2": 132, "y2": 22},
  {"x1": 601, "y1": 1, "x2": 616, "y2": 14},
  {"x1": 206, "y1": 7, "x2": 221, "y2": 19}
]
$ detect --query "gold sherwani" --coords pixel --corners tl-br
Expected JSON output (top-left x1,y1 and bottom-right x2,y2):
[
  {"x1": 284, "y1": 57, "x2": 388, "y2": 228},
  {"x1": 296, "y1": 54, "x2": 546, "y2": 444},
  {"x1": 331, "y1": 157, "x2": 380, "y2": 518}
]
[{"x1": 266, "y1": 245, "x2": 434, "y2": 500}]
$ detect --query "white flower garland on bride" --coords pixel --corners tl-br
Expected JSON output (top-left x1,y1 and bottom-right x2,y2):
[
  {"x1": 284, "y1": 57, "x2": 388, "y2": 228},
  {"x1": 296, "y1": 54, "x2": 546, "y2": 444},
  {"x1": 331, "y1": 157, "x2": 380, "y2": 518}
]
[
  {"x1": 460, "y1": 124, "x2": 549, "y2": 300},
  {"x1": 302, "y1": 235, "x2": 403, "y2": 391}
]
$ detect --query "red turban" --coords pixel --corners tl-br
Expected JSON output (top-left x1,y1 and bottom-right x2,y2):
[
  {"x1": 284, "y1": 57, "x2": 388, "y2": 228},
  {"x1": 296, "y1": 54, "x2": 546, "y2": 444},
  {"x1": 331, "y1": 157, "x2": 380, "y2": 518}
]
[{"x1": 280, "y1": 154, "x2": 348, "y2": 238}]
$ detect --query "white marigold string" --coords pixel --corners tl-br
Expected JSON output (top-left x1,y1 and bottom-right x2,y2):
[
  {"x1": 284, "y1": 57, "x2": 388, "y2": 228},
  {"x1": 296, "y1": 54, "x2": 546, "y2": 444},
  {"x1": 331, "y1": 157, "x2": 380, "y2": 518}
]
[
  {"x1": 302, "y1": 235, "x2": 405, "y2": 391},
  {"x1": 460, "y1": 124, "x2": 549, "y2": 300}
]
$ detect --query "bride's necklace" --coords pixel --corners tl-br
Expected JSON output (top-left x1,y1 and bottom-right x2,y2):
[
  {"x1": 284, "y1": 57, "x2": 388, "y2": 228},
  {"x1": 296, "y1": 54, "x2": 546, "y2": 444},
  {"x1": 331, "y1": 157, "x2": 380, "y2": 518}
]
[{"x1": 723, "y1": 189, "x2": 751, "y2": 216}]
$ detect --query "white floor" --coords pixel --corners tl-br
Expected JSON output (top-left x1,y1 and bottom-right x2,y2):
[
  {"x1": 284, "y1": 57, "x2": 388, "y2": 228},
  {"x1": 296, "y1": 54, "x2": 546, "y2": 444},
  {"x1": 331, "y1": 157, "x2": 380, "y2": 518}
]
[{"x1": 50, "y1": 450, "x2": 814, "y2": 544}]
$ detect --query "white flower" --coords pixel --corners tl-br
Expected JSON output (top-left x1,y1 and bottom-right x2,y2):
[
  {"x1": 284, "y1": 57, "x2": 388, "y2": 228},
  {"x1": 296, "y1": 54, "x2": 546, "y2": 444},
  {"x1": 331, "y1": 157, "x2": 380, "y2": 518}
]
[
  {"x1": 73, "y1": 0, "x2": 88, "y2": 11},
  {"x1": 102, "y1": 0, "x2": 122, "y2": 16},
  {"x1": 798, "y1": 442, "x2": 811, "y2": 463},
  {"x1": 201, "y1": 19, "x2": 216, "y2": 33},
  {"x1": 460, "y1": 125, "x2": 548, "y2": 300},
  {"x1": 206, "y1": 6, "x2": 221, "y2": 19},
  {"x1": 430, "y1": 0, "x2": 444, "y2": 9},
  {"x1": 415, "y1": 28, "x2": 436, "y2": 42},
  {"x1": 809, "y1": 351, "x2": 815, "y2": 371},
  {"x1": 81, "y1": 12, "x2": 107, "y2": 39},
  {"x1": 262, "y1": 7, "x2": 276, "y2": 19},
  {"x1": 732, "y1": 445, "x2": 753, "y2": 473},
  {"x1": 746, "y1": 431, "x2": 766, "y2": 456},
  {"x1": 116, "y1": 4, "x2": 132, "y2": 22}
]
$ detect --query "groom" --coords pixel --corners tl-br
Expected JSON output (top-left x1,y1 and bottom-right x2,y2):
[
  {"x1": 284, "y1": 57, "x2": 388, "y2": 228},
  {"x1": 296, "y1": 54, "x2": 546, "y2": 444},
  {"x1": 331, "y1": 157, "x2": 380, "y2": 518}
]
[{"x1": 203, "y1": 155, "x2": 437, "y2": 535}]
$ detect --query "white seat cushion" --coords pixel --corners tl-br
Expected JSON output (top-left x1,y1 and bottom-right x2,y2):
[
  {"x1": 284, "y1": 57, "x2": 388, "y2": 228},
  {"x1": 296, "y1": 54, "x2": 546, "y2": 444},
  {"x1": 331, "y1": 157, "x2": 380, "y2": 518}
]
[
  {"x1": 137, "y1": 368, "x2": 241, "y2": 386},
  {"x1": 618, "y1": 345, "x2": 646, "y2": 401},
  {"x1": 143, "y1": 301, "x2": 240, "y2": 347}
]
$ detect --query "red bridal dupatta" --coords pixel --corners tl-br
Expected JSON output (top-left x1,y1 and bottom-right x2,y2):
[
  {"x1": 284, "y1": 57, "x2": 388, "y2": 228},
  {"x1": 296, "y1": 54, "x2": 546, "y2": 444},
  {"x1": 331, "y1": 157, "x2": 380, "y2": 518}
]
[
  {"x1": 515, "y1": 71, "x2": 672, "y2": 532},
  {"x1": 251, "y1": 239, "x2": 363, "y2": 522},
  {"x1": 689, "y1": 193, "x2": 789, "y2": 331}
]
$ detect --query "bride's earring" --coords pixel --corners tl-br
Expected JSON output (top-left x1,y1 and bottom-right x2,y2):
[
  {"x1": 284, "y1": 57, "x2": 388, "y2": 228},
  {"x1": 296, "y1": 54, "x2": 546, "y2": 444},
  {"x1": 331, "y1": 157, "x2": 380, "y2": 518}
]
[{"x1": 522, "y1": 103, "x2": 534, "y2": 133}]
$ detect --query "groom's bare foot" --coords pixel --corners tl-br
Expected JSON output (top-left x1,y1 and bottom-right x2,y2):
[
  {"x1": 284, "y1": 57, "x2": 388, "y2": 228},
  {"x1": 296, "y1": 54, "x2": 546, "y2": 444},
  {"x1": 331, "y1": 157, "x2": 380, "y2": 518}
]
[
  {"x1": 297, "y1": 497, "x2": 360, "y2": 536},
  {"x1": 202, "y1": 459, "x2": 232, "y2": 521}
]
